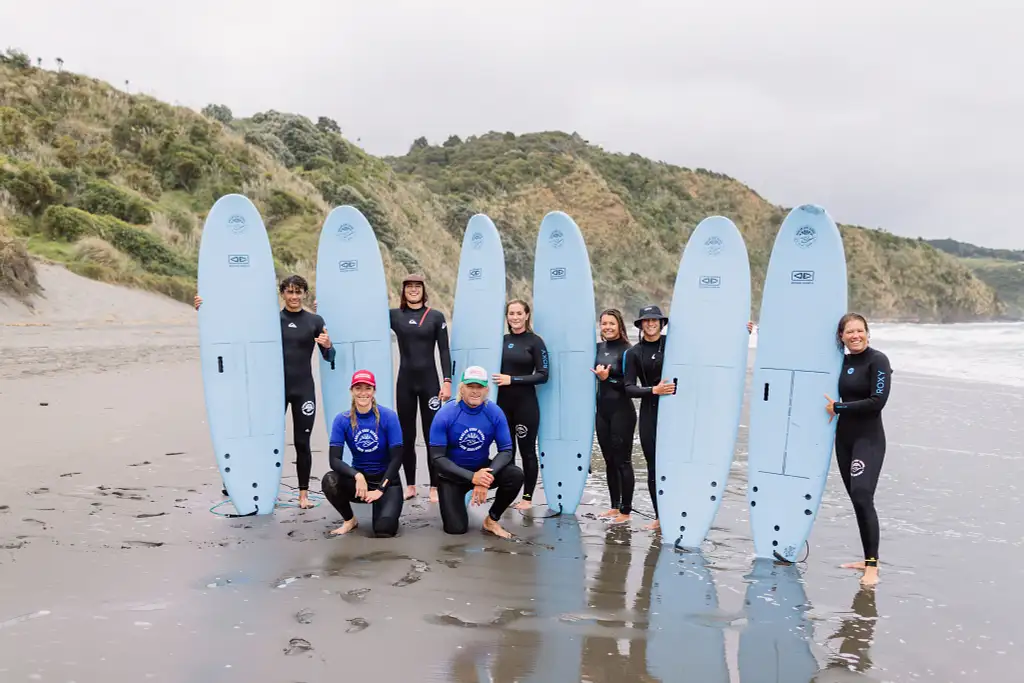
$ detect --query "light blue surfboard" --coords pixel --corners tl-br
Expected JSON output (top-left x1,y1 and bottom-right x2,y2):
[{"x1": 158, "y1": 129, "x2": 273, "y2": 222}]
[
  {"x1": 449, "y1": 214, "x2": 506, "y2": 405},
  {"x1": 315, "y1": 206, "x2": 394, "y2": 459},
  {"x1": 747, "y1": 204, "x2": 848, "y2": 561},
  {"x1": 533, "y1": 212, "x2": 596, "y2": 515},
  {"x1": 656, "y1": 216, "x2": 751, "y2": 548},
  {"x1": 197, "y1": 194, "x2": 285, "y2": 516}
]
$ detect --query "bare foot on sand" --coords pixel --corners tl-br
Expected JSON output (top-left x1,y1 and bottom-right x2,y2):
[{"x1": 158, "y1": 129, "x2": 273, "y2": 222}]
[
  {"x1": 429, "y1": 487, "x2": 439, "y2": 504},
  {"x1": 599, "y1": 508, "x2": 619, "y2": 518},
  {"x1": 608, "y1": 513, "x2": 631, "y2": 525},
  {"x1": 861, "y1": 566, "x2": 880, "y2": 586},
  {"x1": 482, "y1": 517, "x2": 512, "y2": 539},
  {"x1": 841, "y1": 561, "x2": 867, "y2": 570},
  {"x1": 329, "y1": 519, "x2": 359, "y2": 535},
  {"x1": 298, "y1": 491, "x2": 314, "y2": 509},
  {"x1": 513, "y1": 499, "x2": 532, "y2": 511},
  {"x1": 404, "y1": 485, "x2": 416, "y2": 500},
  {"x1": 644, "y1": 519, "x2": 660, "y2": 531}
]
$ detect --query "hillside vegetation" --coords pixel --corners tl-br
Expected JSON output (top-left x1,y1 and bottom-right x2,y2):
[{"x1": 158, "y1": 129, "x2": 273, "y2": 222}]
[
  {"x1": 0, "y1": 53, "x2": 1007, "y2": 322},
  {"x1": 928, "y1": 238, "x2": 1024, "y2": 319}
]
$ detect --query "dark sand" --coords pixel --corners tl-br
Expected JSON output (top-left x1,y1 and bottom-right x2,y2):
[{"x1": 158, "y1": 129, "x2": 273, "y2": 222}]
[{"x1": 2, "y1": 264, "x2": 1023, "y2": 682}]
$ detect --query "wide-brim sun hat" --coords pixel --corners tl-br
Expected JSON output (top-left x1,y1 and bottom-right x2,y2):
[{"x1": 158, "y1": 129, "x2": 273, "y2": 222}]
[{"x1": 634, "y1": 304, "x2": 668, "y2": 329}]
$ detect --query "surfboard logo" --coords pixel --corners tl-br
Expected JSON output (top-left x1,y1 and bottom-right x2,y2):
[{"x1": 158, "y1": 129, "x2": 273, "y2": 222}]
[
  {"x1": 339, "y1": 259, "x2": 358, "y2": 272},
  {"x1": 791, "y1": 270, "x2": 815, "y2": 284},
  {"x1": 338, "y1": 223, "x2": 355, "y2": 240},
  {"x1": 227, "y1": 254, "x2": 250, "y2": 267},
  {"x1": 353, "y1": 428, "x2": 379, "y2": 453},
  {"x1": 794, "y1": 225, "x2": 817, "y2": 248},
  {"x1": 704, "y1": 236, "x2": 723, "y2": 255},
  {"x1": 471, "y1": 231, "x2": 484, "y2": 249},
  {"x1": 228, "y1": 214, "x2": 246, "y2": 233},
  {"x1": 469, "y1": 267, "x2": 482, "y2": 281},
  {"x1": 550, "y1": 229, "x2": 564, "y2": 248},
  {"x1": 550, "y1": 267, "x2": 566, "y2": 280},
  {"x1": 699, "y1": 275, "x2": 721, "y2": 288},
  {"x1": 458, "y1": 427, "x2": 485, "y2": 452},
  {"x1": 301, "y1": 400, "x2": 315, "y2": 416}
]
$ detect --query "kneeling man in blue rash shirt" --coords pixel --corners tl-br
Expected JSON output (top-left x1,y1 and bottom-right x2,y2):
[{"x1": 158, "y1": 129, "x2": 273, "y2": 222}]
[{"x1": 428, "y1": 366, "x2": 524, "y2": 538}]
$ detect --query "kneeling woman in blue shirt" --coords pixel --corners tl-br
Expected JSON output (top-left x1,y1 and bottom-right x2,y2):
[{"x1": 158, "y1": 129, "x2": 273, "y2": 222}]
[
  {"x1": 322, "y1": 370, "x2": 405, "y2": 537},
  {"x1": 429, "y1": 366, "x2": 524, "y2": 539}
]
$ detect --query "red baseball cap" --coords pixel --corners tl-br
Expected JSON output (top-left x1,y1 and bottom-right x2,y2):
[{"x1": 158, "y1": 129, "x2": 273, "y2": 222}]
[{"x1": 350, "y1": 370, "x2": 376, "y2": 388}]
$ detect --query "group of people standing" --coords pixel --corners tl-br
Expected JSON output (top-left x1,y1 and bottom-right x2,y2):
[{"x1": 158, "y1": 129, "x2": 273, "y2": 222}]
[{"x1": 195, "y1": 271, "x2": 893, "y2": 584}]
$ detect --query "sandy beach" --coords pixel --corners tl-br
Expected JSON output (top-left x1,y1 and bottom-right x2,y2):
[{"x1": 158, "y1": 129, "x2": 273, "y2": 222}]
[{"x1": 2, "y1": 263, "x2": 1022, "y2": 682}]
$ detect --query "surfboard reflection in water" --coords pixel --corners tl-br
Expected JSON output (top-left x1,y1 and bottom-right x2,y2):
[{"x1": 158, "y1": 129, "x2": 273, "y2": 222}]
[
  {"x1": 739, "y1": 558, "x2": 818, "y2": 683},
  {"x1": 647, "y1": 544, "x2": 730, "y2": 682}
]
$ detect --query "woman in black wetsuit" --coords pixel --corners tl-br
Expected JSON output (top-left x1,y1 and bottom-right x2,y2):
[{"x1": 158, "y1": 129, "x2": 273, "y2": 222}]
[
  {"x1": 826, "y1": 313, "x2": 893, "y2": 587},
  {"x1": 623, "y1": 305, "x2": 675, "y2": 531},
  {"x1": 493, "y1": 299, "x2": 549, "y2": 510},
  {"x1": 389, "y1": 274, "x2": 452, "y2": 504},
  {"x1": 322, "y1": 369, "x2": 404, "y2": 537},
  {"x1": 592, "y1": 309, "x2": 636, "y2": 525},
  {"x1": 194, "y1": 275, "x2": 335, "y2": 510}
]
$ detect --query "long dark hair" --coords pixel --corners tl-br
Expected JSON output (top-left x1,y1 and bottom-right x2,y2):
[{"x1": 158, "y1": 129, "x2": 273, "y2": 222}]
[
  {"x1": 836, "y1": 312, "x2": 870, "y2": 349},
  {"x1": 505, "y1": 299, "x2": 533, "y2": 333},
  {"x1": 599, "y1": 308, "x2": 631, "y2": 346}
]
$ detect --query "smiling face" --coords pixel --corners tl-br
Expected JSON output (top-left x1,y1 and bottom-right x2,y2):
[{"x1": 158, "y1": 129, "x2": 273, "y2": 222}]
[
  {"x1": 404, "y1": 282, "x2": 424, "y2": 305},
  {"x1": 841, "y1": 317, "x2": 869, "y2": 353},
  {"x1": 282, "y1": 285, "x2": 305, "y2": 312},
  {"x1": 461, "y1": 382, "x2": 488, "y2": 407},
  {"x1": 600, "y1": 314, "x2": 621, "y2": 341},
  {"x1": 351, "y1": 382, "x2": 375, "y2": 411},
  {"x1": 641, "y1": 318, "x2": 662, "y2": 340},
  {"x1": 507, "y1": 302, "x2": 528, "y2": 333}
]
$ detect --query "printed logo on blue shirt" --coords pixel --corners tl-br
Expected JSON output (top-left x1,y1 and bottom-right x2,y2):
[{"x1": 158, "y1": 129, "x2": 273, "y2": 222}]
[
  {"x1": 458, "y1": 427, "x2": 486, "y2": 452},
  {"x1": 353, "y1": 428, "x2": 379, "y2": 453}
]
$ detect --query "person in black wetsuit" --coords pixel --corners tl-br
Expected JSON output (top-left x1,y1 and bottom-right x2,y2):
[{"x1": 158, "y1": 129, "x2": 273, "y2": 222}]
[
  {"x1": 825, "y1": 312, "x2": 893, "y2": 587},
  {"x1": 194, "y1": 274, "x2": 335, "y2": 510},
  {"x1": 623, "y1": 305, "x2": 675, "y2": 530},
  {"x1": 389, "y1": 273, "x2": 453, "y2": 504},
  {"x1": 493, "y1": 299, "x2": 549, "y2": 510},
  {"x1": 322, "y1": 369, "x2": 404, "y2": 537},
  {"x1": 591, "y1": 308, "x2": 637, "y2": 525}
]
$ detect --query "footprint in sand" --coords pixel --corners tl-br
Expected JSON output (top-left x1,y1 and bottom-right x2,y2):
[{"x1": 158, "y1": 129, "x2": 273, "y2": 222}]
[
  {"x1": 341, "y1": 588, "x2": 370, "y2": 604},
  {"x1": 121, "y1": 541, "x2": 165, "y2": 549},
  {"x1": 393, "y1": 560, "x2": 430, "y2": 587},
  {"x1": 346, "y1": 618, "x2": 369, "y2": 633},
  {"x1": 135, "y1": 512, "x2": 166, "y2": 519},
  {"x1": 283, "y1": 638, "x2": 313, "y2": 656},
  {"x1": 295, "y1": 609, "x2": 314, "y2": 625}
]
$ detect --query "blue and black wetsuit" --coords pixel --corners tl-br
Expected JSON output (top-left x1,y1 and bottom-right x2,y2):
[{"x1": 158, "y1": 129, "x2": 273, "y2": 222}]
[
  {"x1": 834, "y1": 346, "x2": 893, "y2": 567},
  {"x1": 595, "y1": 338, "x2": 637, "y2": 514},
  {"x1": 496, "y1": 330, "x2": 549, "y2": 501},
  {"x1": 281, "y1": 308, "x2": 335, "y2": 491},
  {"x1": 623, "y1": 335, "x2": 665, "y2": 517},
  {"x1": 322, "y1": 404, "x2": 404, "y2": 537},
  {"x1": 428, "y1": 399, "x2": 524, "y2": 534},
  {"x1": 390, "y1": 305, "x2": 452, "y2": 489}
]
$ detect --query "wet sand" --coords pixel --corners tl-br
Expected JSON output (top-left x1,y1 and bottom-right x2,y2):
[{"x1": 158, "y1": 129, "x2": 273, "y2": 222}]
[{"x1": 2, "y1": 264, "x2": 1023, "y2": 682}]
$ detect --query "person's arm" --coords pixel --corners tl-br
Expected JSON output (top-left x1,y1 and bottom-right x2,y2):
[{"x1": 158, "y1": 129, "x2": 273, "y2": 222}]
[
  {"x1": 435, "y1": 312, "x2": 453, "y2": 383},
  {"x1": 315, "y1": 316, "x2": 336, "y2": 363},
  {"x1": 511, "y1": 338, "x2": 550, "y2": 385},
  {"x1": 378, "y1": 411, "x2": 405, "y2": 487},
  {"x1": 487, "y1": 405, "x2": 515, "y2": 474},
  {"x1": 329, "y1": 445, "x2": 359, "y2": 477},
  {"x1": 427, "y1": 406, "x2": 475, "y2": 483},
  {"x1": 623, "y1": 347, "x2": 652, "y2": 398},
  {"x1": 328, "y1": 415, "x2": 359, "y2": 476},
  {"x1": 834, "y1": 354, "x2": 892, "y2": 415}
]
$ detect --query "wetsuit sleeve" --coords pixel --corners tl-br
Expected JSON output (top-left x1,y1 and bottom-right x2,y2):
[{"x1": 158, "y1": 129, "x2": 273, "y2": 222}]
[
  {"x1": 435, "y1": 312, "x2": 452, "y2": 382},
  {"x1": 623, "y1": 347, "x2": 652, "y2": 397},
  {"x1": 834, "y1": 353, "x2": 892, "y2": 415},
  {"x1": 313, "y1": 314, "x2": 336, "y2": 363},
  {"x1": 328, "y1": 415, "x2": 359, "y2": 476},
  {"x1": 487, "y1": 403, "x2": 515, "y2": 474},
  {"x1": 510, "y1": 337, "x2": 550, "y2": 385},
  {"x1": 329, "y1": 445, "x2": 359, "y2": 477},
  {"x1": 379, "y1": 410, "x2": 404, "y2": 486},
  {"x1": 427, "y1": 406, "x2": 476, "y2": 483}
]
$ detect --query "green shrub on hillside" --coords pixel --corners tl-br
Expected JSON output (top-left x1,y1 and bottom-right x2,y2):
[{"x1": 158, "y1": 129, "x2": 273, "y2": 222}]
[
  {"x1": 76, "y1": 179, "x2": 152, "y2": 224},
  {"x1": 0, "y1": 158, "x2": 62, "y2": 215}
]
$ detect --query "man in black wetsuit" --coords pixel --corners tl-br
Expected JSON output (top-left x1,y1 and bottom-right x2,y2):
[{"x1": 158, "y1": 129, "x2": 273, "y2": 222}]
[
  {"x1": 195, "y1": 274, "x2": 335, "y2": 509},
  {"x1": 389, "y1": 274, "x2": 452, "y2": 503}
]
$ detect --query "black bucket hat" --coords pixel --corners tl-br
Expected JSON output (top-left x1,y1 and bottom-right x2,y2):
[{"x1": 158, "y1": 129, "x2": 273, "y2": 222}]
[{"x1": 634, "y1": 304, "x2": 668, "y2": 329}]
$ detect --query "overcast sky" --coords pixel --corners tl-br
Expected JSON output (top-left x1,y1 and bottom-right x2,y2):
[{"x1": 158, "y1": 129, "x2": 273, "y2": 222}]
[{"x1": 4, "y1": 0, "x2": 1022, "y2": 249}]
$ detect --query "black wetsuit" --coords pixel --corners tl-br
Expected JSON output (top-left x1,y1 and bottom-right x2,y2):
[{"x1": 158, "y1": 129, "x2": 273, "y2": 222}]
[
  {"x1": 496, "y1": 331, "x2": 549, "y2": 501},
  {"x1": 281, "y1": 308, "x2": 335, "y2": 491},
  {"x1": 833, "y1": 346, "x2": 892, "y2": 566},
  {"x1": 595, "y1": 338, "x2": 637, "y2": 514},
  {"x1": 623, "y1": 335, "x2": 666, "y2": 517},
  {"x1": 389, "y1": 305, "x2": 452, "y2": 488},
  {"x1": 321, "y1": 405, "x2": 404, "y2": 537}
]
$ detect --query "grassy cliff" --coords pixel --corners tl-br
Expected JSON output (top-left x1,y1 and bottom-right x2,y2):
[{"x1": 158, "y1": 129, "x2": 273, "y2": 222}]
[
  {"x1": 0, "y1": 53, "x2": 1006, "y2": 322},
  {"x1": 928, "y1": 238, "x2": 1024, "y2": 319}
]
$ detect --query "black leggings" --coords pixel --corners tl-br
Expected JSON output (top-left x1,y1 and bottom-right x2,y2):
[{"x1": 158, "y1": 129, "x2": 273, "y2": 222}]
[
  {"x1": 638, "y1": 399, "x2": 659, "y2": 517},
  {"x1": 437, "y1": 465, "x2": 524, "y2": 534},
  {"x1": 396, "y1": 372, "x2": 441, "y2": 488},
  {"x1": 835, "y1": 426, "x2": 885, "y2": 563},
  {"x1": 321, "y1": 470, "x2": 403, "y2": 537},
  {"x1": 285, "y1": 386, "x2": 316, "y2": 491},
  {"x1": 596, "y1": 402, "x2": 637, "y2": 514},
  {"x1": 497, "y1": 392, "x2": 540, "y2": 499}
]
